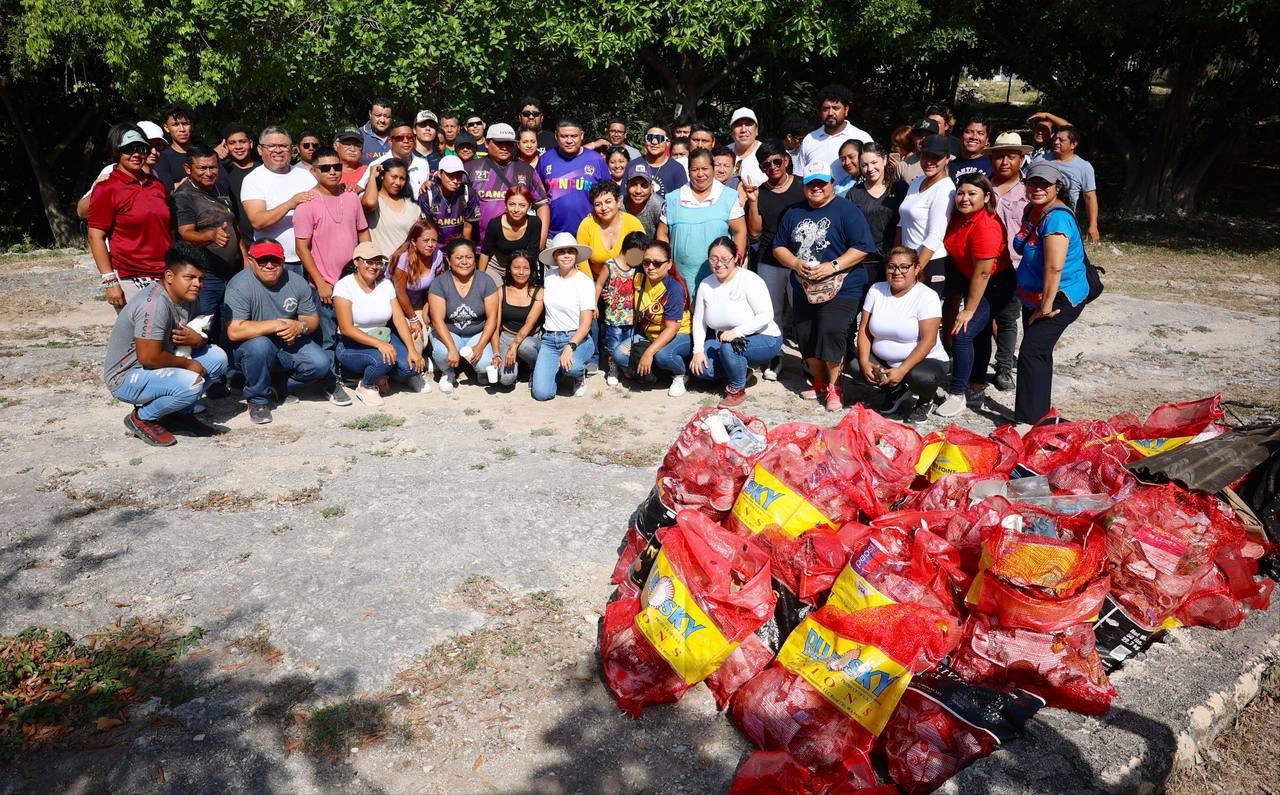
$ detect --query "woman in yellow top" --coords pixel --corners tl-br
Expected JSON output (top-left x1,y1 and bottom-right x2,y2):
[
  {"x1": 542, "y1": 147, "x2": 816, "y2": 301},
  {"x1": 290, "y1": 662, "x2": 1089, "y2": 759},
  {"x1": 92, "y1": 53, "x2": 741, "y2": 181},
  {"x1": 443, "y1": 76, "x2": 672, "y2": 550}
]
[
  {"x1": 576, "y1": 181, "x2": 645, "y2": 285},
  {"x1": 610, "y1": 240, "x2": 694, "y2": 397}
]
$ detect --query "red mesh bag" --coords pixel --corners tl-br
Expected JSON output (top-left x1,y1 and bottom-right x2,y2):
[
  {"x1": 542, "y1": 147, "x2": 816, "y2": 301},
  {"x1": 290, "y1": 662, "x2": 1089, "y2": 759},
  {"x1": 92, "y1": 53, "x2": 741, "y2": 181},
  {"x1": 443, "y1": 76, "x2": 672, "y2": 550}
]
[
  {"x1": 827, "y1": 513, "x2": 968, "y2": 620},
  {"x1": 600, "y1": 510, "x2": 774, "y2": 717},
  {"x1": 949, "y1": 615, "x2": 1116, "y2": 714},
  {"x1": 830, "y1": 405, "x2": 929, "y2": 514},
  {"x1": 1109, "y1": 394, "x2": 1224, "y2": 441},
  {"x1": 727, "y1": 423, "x2": 877, "y2": 539},
  {"x1": 1021, "y1": 416, "x2": 1122, "y2": 473},
  {"x1": 969, "y1": 511, "x2": 1111, "y2": 631},
  {"x1": 729, "y1": 605, "x2": 959, "y2": 769},
  {"x1": 656, "y1": 406, "x2": 769, "y2": 520},
  {"x1": 1103, "y1": 484, "x2": 1251, "y2": 627},
  {"x1": 920, "y1": 426, "x2": 1011, "y2": 483},
  {"x1": 906, "y1": 473, "x2": 1009, "y2": 512},
  {"x1": 1046, "y1": 443, "x2": 1137, "y2": 500},
  {"x1": 707, "y1": 632, "x2": 776, "y2": 710},
  {"x1": 729, "y1": 750, "x2": 894, "y2": 795},
  {"x1": 990, "y1": 424, "x2": 1024, "y2": 473},
  {"x1": 1174, "y1": 539, "x2": 1274, "y2": 629},
  {"x1": 761, "y1": 521, "x2": 875, "y2": 604}
]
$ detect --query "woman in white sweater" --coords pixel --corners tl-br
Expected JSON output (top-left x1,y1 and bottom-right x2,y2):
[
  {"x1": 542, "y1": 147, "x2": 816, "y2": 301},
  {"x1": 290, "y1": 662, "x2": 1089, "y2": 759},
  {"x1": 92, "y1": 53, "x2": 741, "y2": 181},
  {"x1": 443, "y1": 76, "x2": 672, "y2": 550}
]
[
  {"x1": 895, "y1": 134, "x2": 956, "y2": 299},
  {"x1": 689, "y1": 236, "x2": 781, "y2": 407}
]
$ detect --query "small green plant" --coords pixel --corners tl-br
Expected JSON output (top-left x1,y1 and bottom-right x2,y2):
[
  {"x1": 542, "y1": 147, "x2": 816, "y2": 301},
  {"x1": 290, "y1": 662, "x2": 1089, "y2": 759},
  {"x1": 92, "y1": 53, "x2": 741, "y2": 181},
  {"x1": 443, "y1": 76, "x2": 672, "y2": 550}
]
[
  {"x1": 464, "y1": 408, "x2": 480, "y2": 416},
  {"x1": 470, "y1": 463, "x2": 485, "y2": 470},
  {"x1": 271, "y1": 524, "x2": 289, "y2": 536},
  {"x1": 500, "y1": 641, "x2": 524, "y2": 658},
  {"x1": 530, "y1": 590, "x2": 565, "y2": 611},
  {"x1": 320, "y1": 505, "x2": 346, "y2": 519},
  {"x1": 303, "y1": 699, "x2": 388, "y2": 757},
  {"x1": 530, "y1": 427, "x2": 554, "y2": 437},
  {"x1": 478, "y1": 419, "x2": 494, "y2": 430},
  {"x1": 128, "y1": 458, "x2": 142, "y2": 466},
  {"x1": 66, "y1": 359, "x2": 79, "y2": 368},
  {"x1": 342, "y1": 414, "x2": 405, "y2": 432},
  {"x1": 460, "y1": 654, "x2": 480, "y2": 673},
  {"x1": 496, "y1": 447, "x2": 516, "y2": 460}
]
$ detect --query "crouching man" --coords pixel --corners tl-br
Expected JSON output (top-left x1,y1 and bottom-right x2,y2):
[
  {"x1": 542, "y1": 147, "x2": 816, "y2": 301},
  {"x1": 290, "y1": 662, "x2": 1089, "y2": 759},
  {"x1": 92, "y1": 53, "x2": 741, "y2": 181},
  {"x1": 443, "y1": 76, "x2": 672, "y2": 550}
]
[
  {"x1": 226, "y1": 239, "x2": 350, "y2": 425},
  {"x1": 104, "y1": 242, "x2": 228, "y2": 446}
]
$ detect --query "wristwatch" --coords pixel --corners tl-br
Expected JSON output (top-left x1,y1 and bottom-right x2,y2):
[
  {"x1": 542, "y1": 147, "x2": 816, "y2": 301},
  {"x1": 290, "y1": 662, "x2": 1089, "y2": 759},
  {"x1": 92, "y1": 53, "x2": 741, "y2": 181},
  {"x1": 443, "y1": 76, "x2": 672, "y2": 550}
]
[
  {"x1": 567, "y1": 341, "x2": 578, "y2": 351},
  {"x1": 298, "y1": 319, "x2": 309, "y2": 335}
]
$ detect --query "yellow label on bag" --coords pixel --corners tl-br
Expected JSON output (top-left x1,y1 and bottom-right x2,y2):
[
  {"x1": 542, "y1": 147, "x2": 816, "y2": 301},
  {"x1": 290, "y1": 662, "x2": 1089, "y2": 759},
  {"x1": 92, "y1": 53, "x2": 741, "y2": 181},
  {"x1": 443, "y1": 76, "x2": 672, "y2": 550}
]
[
  {"x1": 1122, "y1": 435, "x2": 1194, "y2": 458},
  {"x1": 776, "y1": 616, "x2": 910, "y2": 736},
  {"x1": 828, "y1": 566, "x2": 897, "y2": 613},
  {"x1": 916, "y1": 438, "x2": 943, "y2": 476},
  {"x1": 634, "y1": 551, "x2": 738, "y2": 685},
  {"x1": 731, "y1": 464, "x2": 836, "y2": 538},
  {"x1": 926, "y1": 442, "x2": 974, "y2": 483}
]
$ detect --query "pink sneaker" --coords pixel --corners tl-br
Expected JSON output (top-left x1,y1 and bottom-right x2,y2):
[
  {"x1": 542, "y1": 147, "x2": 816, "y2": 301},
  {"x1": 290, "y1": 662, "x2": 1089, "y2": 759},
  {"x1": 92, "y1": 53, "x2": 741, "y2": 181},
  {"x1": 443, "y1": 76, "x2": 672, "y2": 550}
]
[
  {"x1": 800, "y1": 381, "x2": 828, "y2": 400},
  {"x1": 355, "y1": 384, "x2": 385, "y2": 407},
  {"x1": 824, "y1": 384, "x2": 844, "y2": 412}
]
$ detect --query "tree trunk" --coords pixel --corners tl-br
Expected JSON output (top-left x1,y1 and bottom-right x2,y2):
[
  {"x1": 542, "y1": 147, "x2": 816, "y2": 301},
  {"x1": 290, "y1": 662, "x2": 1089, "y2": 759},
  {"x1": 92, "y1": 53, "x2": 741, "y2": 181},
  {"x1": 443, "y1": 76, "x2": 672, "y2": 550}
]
[{"x1": 0, "y1": 79, "x2": 80, "y2": 246}]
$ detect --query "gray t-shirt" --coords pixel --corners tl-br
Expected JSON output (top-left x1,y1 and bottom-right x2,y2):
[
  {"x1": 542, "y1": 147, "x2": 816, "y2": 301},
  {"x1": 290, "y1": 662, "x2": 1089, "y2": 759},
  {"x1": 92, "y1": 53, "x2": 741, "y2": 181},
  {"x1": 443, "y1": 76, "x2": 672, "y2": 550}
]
[
  {"x1": 629, "y1": 193, "x2": 664, "y2": 238},
  {"x1": 103, "y1": 282, "x2": 189, "y2": 390},
  {"x1": 428, "y1": 271, "x2": 496, "y2": 337},
  {"x1": 1052, "y1": 155, "x2": 1097, "y2": 212},
  {"x1": 224, "y1": 267, "x2": 317, "y2": 323}
]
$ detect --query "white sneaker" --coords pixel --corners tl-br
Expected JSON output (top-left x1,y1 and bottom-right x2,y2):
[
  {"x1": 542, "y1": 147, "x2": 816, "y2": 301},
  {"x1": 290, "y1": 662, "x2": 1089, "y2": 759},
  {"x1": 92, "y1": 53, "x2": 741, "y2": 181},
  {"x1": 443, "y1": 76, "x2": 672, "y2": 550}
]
[
  {"x1": 573, "y1": 376, "x2": 588, "y2": 397},
  {"x1": 406, "y1": 374, "x2": 430, "y2": 393},
  {"x1": 762, "y1": 356, "x2": 781, "y2": 382},
  {"x1": 935, "y1": 392, "x2": 967, "y2": 418},
  {"x1": 355, "y1": 384, "x2": 384, "y2": 407},
  {"x1": 606, "y1": 374, "x2": 620, "y2": 387},
  {"x1": 668, "y1": 375, "x2": 687, "y2": 397},
  {"x1": 439, "y1": 369, "x2": 456, "y2": 393}
]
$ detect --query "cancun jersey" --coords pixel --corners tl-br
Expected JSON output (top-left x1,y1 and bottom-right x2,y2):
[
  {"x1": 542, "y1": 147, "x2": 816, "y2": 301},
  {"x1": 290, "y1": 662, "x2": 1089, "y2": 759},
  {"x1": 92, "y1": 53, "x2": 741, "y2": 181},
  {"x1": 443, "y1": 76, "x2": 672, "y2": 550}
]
[
  {"x1": 466, "y1": 159, "x2": 548, "y2": 248},
  {"x1": 539, "y1": 148, "x2": 608, "y2": 236}
]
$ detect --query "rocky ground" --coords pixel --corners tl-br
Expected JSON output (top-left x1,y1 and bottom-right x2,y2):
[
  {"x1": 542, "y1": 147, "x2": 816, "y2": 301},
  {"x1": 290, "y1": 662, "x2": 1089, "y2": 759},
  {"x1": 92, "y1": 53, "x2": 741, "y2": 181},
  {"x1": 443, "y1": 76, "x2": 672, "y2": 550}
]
[{"x1": 0, "y1": 232, "x2": 1277, "y2": 794}]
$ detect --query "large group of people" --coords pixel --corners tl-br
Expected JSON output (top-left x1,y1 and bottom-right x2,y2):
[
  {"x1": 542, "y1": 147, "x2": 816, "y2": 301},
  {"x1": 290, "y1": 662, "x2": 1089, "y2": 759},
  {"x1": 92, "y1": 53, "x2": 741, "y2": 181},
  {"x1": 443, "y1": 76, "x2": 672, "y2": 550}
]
[{"x1": 85, "y1": 85, "x2": 1099, "y2": 446}]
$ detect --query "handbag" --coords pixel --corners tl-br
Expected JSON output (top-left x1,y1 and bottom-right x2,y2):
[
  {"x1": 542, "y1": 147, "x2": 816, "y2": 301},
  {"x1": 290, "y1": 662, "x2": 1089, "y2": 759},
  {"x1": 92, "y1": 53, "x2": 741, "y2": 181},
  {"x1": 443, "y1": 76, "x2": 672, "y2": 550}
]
[
  {"x1": 625, "y1": 337, "x2": 655, "y2": 382},
  {"x1": 796, "y1": 261, "x2": 848, "y2": 305}
]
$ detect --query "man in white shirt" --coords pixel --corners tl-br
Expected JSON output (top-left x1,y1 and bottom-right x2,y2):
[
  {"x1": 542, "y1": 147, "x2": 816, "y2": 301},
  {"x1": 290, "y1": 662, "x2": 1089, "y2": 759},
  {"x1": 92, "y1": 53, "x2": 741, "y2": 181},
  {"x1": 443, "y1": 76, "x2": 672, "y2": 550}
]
[
  {"x1": 728, "y1": 107, "x2": 766, "y2": 188},
  {"x1": 357, "y1": 122, "x2": 431, "y2": 198},
  {"x1": 795, "y1": 84, "x2": 873, "y2": 180},
  {"x1": 240, "y1": 126, "x2": 317, "y2": 271}
]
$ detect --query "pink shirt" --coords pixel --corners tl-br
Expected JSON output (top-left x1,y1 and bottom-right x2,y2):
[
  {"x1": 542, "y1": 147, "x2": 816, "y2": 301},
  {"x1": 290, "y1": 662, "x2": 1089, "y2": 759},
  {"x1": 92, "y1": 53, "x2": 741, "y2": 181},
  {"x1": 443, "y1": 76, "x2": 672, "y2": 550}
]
[
  {"x1": 995, "y1": 180, "x2": 1028, "y2": 269},
  {"x1": 292, "y1": 189, "x2": 368, "y2": 285}
]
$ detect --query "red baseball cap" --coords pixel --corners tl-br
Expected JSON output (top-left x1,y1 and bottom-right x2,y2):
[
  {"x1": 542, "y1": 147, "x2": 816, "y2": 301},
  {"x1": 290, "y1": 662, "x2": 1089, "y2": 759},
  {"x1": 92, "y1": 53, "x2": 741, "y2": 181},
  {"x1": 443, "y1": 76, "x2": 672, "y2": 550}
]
[{"x1": 249, "y1": 241, "x2": 285, "y2": 261}]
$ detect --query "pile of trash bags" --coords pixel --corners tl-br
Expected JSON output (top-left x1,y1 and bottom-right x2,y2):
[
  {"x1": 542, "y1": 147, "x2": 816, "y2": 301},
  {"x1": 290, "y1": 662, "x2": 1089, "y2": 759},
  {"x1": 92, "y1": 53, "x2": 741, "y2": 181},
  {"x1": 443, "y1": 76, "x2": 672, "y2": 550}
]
[{"x1": 599, "y1": 398, "x2": 1276, "y2": 794}]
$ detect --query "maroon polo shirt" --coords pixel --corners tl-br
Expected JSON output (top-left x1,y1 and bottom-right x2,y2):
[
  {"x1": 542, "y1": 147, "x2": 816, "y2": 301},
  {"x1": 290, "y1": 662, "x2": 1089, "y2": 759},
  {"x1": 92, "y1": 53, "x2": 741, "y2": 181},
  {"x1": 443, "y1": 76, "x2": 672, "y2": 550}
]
[{"x1": 88, "y1": 167, "x2": 172, "y2": 278}]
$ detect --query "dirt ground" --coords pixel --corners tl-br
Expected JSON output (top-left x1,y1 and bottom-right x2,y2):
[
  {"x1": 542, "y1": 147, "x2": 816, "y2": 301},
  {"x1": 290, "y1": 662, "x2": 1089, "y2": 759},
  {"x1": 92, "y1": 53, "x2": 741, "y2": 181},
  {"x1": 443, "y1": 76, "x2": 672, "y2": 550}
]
[{"x1": 0, "y1": 231, "x2": 1277, "y2": 794}]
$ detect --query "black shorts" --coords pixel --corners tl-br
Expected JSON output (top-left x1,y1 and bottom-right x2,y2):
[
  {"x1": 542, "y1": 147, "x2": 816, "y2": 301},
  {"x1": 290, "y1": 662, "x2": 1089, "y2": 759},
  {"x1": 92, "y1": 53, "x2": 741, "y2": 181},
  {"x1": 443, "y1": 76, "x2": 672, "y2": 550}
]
[
  {"x1": 921, "y1": 256, "x2": 948, "y2": 300},
  {"x1": 793, "y1": 295, "x2": 858, "y2": 363}
]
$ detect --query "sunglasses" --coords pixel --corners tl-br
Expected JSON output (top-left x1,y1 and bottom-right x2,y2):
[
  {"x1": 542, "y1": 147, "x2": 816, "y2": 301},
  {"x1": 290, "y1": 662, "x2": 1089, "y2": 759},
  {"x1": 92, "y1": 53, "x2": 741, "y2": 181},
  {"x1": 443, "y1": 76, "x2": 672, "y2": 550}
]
[
  {"x1": 465, "y1": 120, "x2": 483, "y2": 127},
  {"x1": 644, "y1": 133, "x2": 668, "y2": 144},
  {"x1": 256, "y1": 258, "x2": 284, "y2": 268},
  {"x1": 119, "y1": 143, "x2": 150, "y2": 156},
  {"x1": 640, "y1": 258, "x2": 668, "y2": 267},
  {"x1": 358, "y1": 257, "x2": 390, "y2": 267},
  {"x1": 521, "y1": 110, "x2": 542, "y2": 118},
  {"x1": 299, "y1": 142, "x2": 319, "y2": 150},
  {"x1": 762, "y1": 157, "x2": 786, "y2": 168},
  {"x1": 313, "y1": 163, "x2": 342, "y2": 173},
  {"x1": 390, "y1": 134, "x2": 414, "y2": 142}
]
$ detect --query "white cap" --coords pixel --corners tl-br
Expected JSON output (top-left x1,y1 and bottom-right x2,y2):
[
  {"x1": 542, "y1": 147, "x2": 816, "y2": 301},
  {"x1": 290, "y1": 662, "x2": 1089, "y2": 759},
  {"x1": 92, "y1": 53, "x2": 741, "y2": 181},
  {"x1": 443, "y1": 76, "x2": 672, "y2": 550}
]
[
  {"x1": 137, "y1": 120, "x2": 166, "y2": 142},
  {"x1": 486, "y1": 122, "x2": 516, "y2": 142},
  {"x1": 730, "y1": 108, "x2": 758, "y2": 126},
  {"x1": 438, "y1": 154, "x2": 465, "y2": 174}
]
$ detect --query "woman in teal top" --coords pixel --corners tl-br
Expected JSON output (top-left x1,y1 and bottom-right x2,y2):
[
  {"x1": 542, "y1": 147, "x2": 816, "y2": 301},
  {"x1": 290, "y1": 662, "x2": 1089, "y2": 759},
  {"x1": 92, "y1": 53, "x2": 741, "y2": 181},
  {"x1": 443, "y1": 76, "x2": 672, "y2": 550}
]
[
  {"x1": 656, "y1": 149, "x2": 747, "y2": 296},
  {"x1": 1011, "y1": 160, "x2": 1090, "y2": 425}
]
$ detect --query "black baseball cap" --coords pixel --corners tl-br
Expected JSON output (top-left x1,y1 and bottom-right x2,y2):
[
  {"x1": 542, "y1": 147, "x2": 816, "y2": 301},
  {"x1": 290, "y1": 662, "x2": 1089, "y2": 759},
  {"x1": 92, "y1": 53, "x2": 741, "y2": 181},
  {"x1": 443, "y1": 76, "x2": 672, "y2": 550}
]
[
  {"x1": 919, "y1": 135, "x2": 953, "y2": 157},
  {"x1": 912, "y1": 118, "x2": 940, "y2": 135}
]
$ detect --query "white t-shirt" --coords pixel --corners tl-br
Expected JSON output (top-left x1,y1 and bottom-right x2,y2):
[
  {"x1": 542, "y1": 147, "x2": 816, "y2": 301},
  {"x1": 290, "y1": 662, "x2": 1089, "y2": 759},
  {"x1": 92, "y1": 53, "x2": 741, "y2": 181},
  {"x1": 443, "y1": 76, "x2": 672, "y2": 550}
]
[
  {"x1": 240, "y1": 164, "x2": 317, "y2": 262},
  {"x1": 658, "y1": 181, "x2": 746, "y2": 224},
  {"x1": 357, "y1": 153, "x2": 432, "y2": 199},
  {"x1": 692, "y1": 268, "x2": 780, "y2": 353},
  {"x1": 82, "y1": 163, "x2": 115, "y2": 201},
  {"x1": 542, "y1": 268, "x2": 596, "y2": 333},
  {"x1": 734, "y1": 142, "x2": 767, "y2": 189},
  {"x1": 862, "y1": 282, "x2": 948, "y2": 367},
  {"x1": 897, "y1": 176, "x2": 955, "y2": 261},
  {"x1": 795, "y1": 122, "x2": 873, "y2": 179},
  {"x1": 332, "y1": 274, "x2": 397, "y2": 333}
]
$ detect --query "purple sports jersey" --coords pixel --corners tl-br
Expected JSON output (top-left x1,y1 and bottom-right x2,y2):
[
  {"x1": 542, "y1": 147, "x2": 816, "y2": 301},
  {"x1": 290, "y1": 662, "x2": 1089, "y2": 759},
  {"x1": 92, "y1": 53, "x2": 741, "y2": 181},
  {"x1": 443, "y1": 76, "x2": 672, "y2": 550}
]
[
  {"x1": 417, "y1": 182, "x2": 479, "y2": 246},
  {"x1": 465, "y1": 159, "x2": 548, "y2": 248},
  {"x1": 539, "y1": 148, "x2": 608, "y2": 236}
]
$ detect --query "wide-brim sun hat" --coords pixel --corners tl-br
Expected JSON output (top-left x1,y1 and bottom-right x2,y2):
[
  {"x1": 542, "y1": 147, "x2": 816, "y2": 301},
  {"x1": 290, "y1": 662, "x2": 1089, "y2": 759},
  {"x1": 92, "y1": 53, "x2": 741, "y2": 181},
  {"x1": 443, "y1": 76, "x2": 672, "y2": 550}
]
[
  {"x1": 539, "y1": 231, "x2": 591, "y2": 268},
  {"x1": 985, "y1": 131, "x2": 1033, "y2": 155}
]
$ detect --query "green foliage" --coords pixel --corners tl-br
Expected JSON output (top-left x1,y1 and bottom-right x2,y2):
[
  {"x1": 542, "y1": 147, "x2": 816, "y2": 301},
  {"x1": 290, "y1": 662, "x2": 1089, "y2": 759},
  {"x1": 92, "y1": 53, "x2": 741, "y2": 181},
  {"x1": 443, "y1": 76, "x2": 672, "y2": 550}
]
[{"x1": 0, "y1": 621, "x2": 204, "y2": 762}]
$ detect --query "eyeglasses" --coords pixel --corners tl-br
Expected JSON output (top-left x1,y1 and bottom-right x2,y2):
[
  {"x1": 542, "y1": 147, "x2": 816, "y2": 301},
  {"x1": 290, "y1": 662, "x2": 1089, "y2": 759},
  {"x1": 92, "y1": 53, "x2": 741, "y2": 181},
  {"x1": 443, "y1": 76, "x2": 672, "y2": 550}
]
[
  {"x1": 640, "y1": 258, "x2": 668, "y2": 267},
  {"x1": 762, "y1": 157, "x2": 786, "y2": 168},
  {"x1": 886, "y1": 263, "x2": 914, "y2": 272},
  {"x1": 521, "y1": 110, "x2": 542, "y2": 118},
  {"x1": 708, "y1": 255, "x2": 736, "y2": 266},
  {"x1": 390, "y1": 134, "x2": 414, "y2": 142},
  {"x1": 299, "y1": 142, "x2": 319, "y2": 150},
  {"x1": 644, "y1": 133, "x2": 668, "y2": 144},
  {"x1": 313, "y1": 163, "x2": 342, "y2": 173},
  {"x1": 262, "y1": 143, "x2": 291, "y2": 150}
]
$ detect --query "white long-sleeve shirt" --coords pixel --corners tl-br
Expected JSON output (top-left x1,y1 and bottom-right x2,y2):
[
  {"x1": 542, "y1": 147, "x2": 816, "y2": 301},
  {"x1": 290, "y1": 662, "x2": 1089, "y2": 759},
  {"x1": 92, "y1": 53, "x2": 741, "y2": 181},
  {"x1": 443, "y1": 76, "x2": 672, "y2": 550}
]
[
  {"x1": 692, "y1": 268, "x2": 780, "y2": 354},
  {"x1": 897, "y1": 176, "x2": 956, "y2": 261},
  {"x1": 795, "y1": 122, "x2": 874, "y2": 179}
]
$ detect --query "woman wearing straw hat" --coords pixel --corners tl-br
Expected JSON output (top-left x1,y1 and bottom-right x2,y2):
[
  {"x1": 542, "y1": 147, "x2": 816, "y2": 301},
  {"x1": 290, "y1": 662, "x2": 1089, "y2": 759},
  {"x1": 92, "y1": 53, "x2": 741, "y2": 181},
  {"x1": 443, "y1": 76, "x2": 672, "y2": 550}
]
[{"x1": 531, "y1": 232, "x2": 597, "y2": 400}]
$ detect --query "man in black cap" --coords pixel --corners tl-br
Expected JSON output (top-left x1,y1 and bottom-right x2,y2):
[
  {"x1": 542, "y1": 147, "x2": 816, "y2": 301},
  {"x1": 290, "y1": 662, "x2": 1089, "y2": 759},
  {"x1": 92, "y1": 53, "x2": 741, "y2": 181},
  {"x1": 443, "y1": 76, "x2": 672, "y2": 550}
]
[{"x1": 334, "y1": 125, "x2": 368, "y2": 190}]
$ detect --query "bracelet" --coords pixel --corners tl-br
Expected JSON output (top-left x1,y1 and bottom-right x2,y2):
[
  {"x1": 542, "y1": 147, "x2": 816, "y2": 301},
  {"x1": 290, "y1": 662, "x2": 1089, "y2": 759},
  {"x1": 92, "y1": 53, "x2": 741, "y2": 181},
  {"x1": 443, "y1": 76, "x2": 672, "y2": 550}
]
[
  {"x1": 407, "y1": 316, "x2": 420, "y2": 324},
  {"x1": 100, "y1": 270, "x2": 121, "y2": 287}
]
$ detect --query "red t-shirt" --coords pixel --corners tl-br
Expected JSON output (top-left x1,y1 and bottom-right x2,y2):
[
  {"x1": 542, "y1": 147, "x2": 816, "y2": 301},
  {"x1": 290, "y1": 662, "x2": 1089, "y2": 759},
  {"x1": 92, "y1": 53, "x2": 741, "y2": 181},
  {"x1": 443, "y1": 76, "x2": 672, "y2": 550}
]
[
  {"x1": 943, "y1": 209, "x2": 1011, "y2": 280},
  {"x1": 88, "y1": 167, "x2": 173, "y2": 278}
]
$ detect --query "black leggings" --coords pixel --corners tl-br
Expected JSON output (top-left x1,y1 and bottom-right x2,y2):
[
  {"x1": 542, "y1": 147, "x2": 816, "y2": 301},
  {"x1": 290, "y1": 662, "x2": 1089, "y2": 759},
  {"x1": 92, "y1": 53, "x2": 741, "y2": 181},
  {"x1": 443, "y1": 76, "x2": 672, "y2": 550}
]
[
  {"x1": 1014, "y1": 293, "x2": 1085, "y2": 424},
  {"x1": 870, "y1": 356, "x2": 949, "y2": 403}
]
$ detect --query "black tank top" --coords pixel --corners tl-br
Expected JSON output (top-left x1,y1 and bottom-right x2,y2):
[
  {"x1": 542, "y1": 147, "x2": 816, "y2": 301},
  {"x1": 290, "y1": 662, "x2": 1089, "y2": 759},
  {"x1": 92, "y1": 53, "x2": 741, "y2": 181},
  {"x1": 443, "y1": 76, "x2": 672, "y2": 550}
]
[{"x1": 501, "y1": 286, "x2": 539, "y2": 334}]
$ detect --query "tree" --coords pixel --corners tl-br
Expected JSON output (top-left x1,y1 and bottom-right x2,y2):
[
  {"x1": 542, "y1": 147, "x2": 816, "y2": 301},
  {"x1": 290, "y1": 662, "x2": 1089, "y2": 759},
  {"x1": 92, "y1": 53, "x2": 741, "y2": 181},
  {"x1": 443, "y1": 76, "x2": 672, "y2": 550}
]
[{"x1": 992, "y1": 0, "x2": 1279, "y2": 214}]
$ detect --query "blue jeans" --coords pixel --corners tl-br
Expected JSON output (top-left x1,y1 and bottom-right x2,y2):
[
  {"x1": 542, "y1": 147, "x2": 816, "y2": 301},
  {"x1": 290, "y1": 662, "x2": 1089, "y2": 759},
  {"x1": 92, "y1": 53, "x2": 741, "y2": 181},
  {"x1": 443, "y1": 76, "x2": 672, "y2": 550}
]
[
  {"x1": 313, "y1": 287, "x2": 340, "y2": 379},
  {"x1": 531, "y1": 330, "x2": 595, "y2": 401},
  {"x1": 497, "y1": 330, "x2": 542, "y2": 385},
  {"x1": 698, "y1": 333, "x2": 783, "y2": 390},
  {"x1": 336, "y1": 335, "x2": 417, "y2": 387},
  {"x1": 193, "y1": 272, "x2": 229, "y2": 347},
  {"x1": 613, "y1": 333, "x2": 693, "y2": 376},
  {"x1": 603, "y1": 324, "x2": 633, "y2": 365},
  {"x1": 110, "y1": 345, "x2": 228, "y2": 421},
  {"x1": 428, "y1": 328, "x2": 486, "y2": 375},
  {"x1": 949, "y1": 271, "x2": 1015, "y2": 394},
  {"x1": 234, "y1": 334, "x2": 334, "y2": 405}
]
